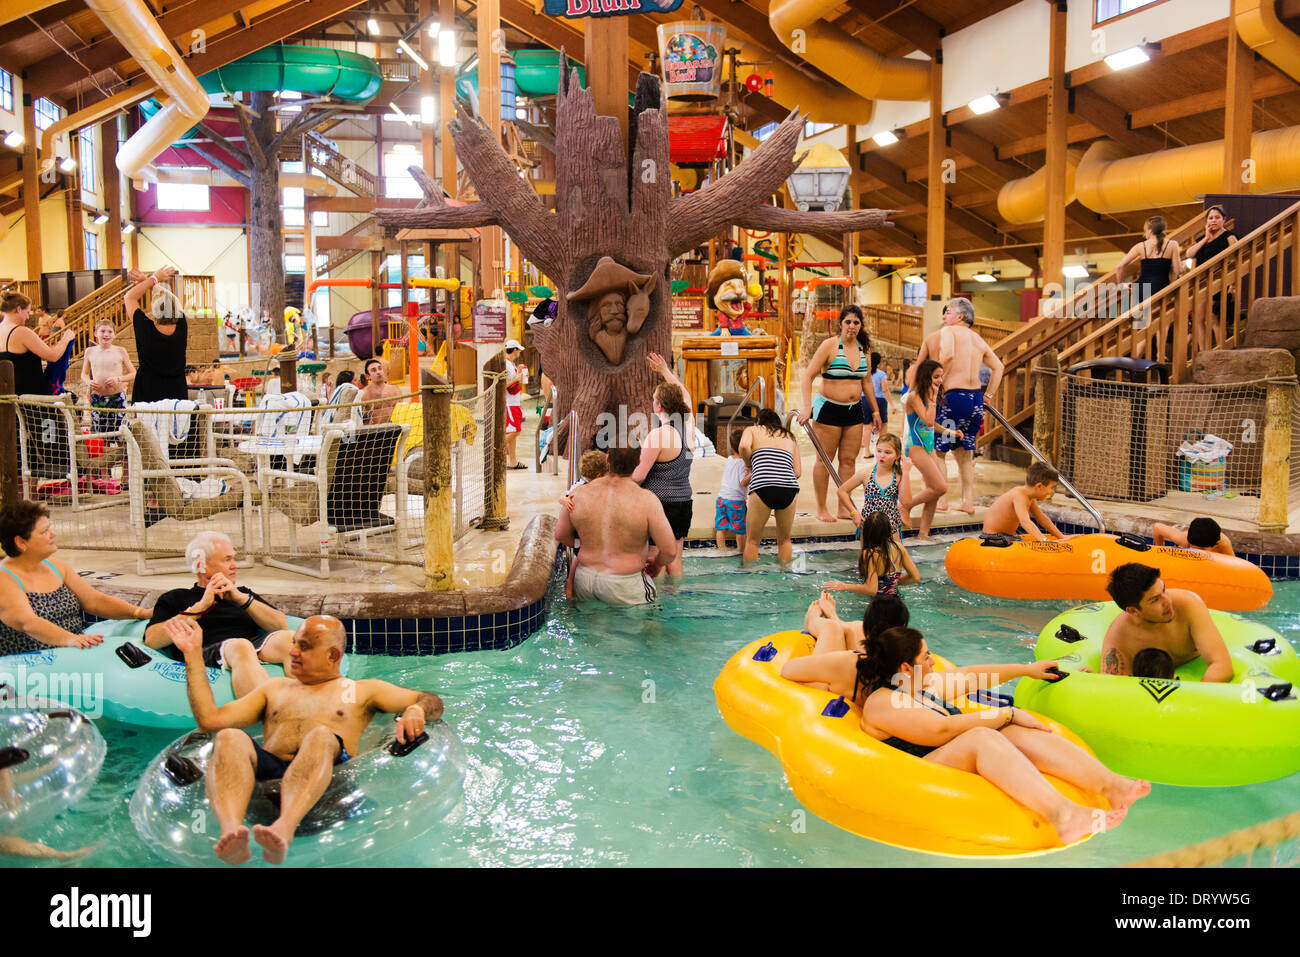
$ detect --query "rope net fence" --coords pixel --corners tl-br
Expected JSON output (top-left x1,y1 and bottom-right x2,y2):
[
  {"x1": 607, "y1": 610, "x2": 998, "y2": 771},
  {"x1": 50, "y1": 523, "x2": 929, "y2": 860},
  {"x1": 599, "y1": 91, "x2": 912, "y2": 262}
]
[
  {"x1": 1053, "y1": 373, "x2": 1300, "y2": 527},
  {"x1": 8, "y1": 381, "x2": 498, "y2": 574}
]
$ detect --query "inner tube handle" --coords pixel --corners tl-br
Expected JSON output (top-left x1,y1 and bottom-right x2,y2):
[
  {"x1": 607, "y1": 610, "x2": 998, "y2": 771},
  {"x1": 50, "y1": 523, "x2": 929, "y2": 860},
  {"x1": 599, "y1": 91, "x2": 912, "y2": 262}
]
[
  {"x1": 1261, "y1": 682, "x2": 1294, "y2": 702},
  {"x1": 1116, "y1": 532, "x2": 1151, "y2": 552},
  {"x1": 386, "y1": 731, "x2": 430, "y2": 757},
  {"x1": 0, "y1": 746, "x2": 30, "y2": 770},
  {"x1": 1044, "y1": 666, "x2": 1069, "y2": 681},
  {"x1": 163, "y1": 752, "x2": 205, "y2": 787},
  {"x1": 978, "y1": 533, "x2": 1016, "y2": 548},
  {"x1": 1250, "y1": 638, "x2": 1278, "y2": 655},
  {"x1": 821, "y1": 695, "x2": 851, "y2": 718},
  {"x1": 969, "y1": 689, "x2": 1014, "y2": 708},
  {"x1": 752, "y1": 642, "x2": 778, "y2": 662},
  {"x1": 1055, "y1": 624, "x2": 1086, "y2": 644}
]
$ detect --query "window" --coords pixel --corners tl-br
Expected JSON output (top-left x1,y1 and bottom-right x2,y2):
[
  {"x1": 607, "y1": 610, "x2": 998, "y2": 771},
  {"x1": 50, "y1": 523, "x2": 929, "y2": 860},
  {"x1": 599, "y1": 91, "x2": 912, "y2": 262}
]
[
  {"x1": 804, "y1": 121, "x2": 836, "y2": 137},
  {"x1": 0, "y1": 70, "x2": 12, "y2": 113},
  {"x1": 384, "y1": 253, "x2": 424, "y2": 306},
  {"x1": 155, "y1": 168, "x2": 210, "y2": 211},
  {"x1": 84, "y1": 230, "x2": 99, "y2": 270},
  {"x1": 1096, "y1": 0, "x2": 1164, "y2": 22},
  {"x1": 753, "y1": 122, "x2": 779, "y2": 143},
  {"x1": 283, "y1": 208, "x2": 304, "y2": 226},
  {"x1": 79, "y1": 127, "x2": 96, "y2": 203},
  {"x1": 902, "y1": 280, "x2": 926, "y2": 307},
  {"x1": 312, "y1": 209, "x2": 328, "y2": 227},
  {"x1": 34, "y1": 97, "x2": 62, "y2": 131},
  {"x1": 284, "y1": 254, "x2": 306, "y2": 274},
  {"x1": 383, "y1": 150, "x2": 423, "y2": 198}
]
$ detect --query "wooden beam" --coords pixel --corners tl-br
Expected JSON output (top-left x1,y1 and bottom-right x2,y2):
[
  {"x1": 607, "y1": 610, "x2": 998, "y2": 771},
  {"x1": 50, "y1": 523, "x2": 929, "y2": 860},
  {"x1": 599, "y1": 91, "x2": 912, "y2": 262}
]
[
  {"x1": 1130, "y1": 72, "x2": 1295, "y2": 129},
  {"x1": 0, "y1": 1, "x2": 80, "y2": 51},
  {"x1": 999, "y1": 121, "x2": 1101, "y2": 160},
  {"x1": 845, "y1": 0, "x2": 942, "y2": 54},
  {"x1": 1042, "y1": 0, "x2": 1067, "y2": 289},
  {"x1": 102, "y1": 117, "x2": 121, "y2": 268},
  {"x1": 1223, "y1": 31, "x2": 1254, "y2": 194},
  {"x1": 926, "y1": 55, "x2": 945, "y2": 303},
  {"x1": 947, "y1": 128, "x2": 1025, "y2": 182},
  {"x1": 479, "y1": 0, "x2": 505, "y2": 296},
  {"x1": 22, "y1": 97, "x2": 40, "y2": 281},
  {"x1": 1070, "y1": 86, "x2": 1165, "y2": 155},
  {"x1": 586, "y1": 16, "x2": 628, "y2": 149},
  {"x1": 1066, "y1": 19, "x2": 1229, "y2": 88}
]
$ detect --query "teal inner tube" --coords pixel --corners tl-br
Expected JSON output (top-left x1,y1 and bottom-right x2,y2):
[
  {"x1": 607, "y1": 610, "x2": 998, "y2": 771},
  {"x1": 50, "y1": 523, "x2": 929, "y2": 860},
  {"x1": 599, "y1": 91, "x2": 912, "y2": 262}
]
[
  {"x1": 129, "y1": 721, "x2": 466, "y2": 867},
  {"x1": 0, "y1": 695, "x2": 104, "y2": 837},
  {"x1": 0, "y1": 616, "x2": 317, "y2": 729},
  {"x1": 1014, "y1": 603, "x2": 1300, "y2": 786}
]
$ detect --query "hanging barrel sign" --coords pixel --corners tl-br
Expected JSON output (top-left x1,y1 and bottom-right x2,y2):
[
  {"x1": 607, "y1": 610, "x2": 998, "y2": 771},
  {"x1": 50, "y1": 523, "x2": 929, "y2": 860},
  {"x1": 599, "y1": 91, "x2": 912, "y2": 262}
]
[
  {"x1": 545, "y1": 0, "x2": 685, "y2": 17},
  {"x1": 657, "y1": 22, "x2": 726, "y2": 101}
]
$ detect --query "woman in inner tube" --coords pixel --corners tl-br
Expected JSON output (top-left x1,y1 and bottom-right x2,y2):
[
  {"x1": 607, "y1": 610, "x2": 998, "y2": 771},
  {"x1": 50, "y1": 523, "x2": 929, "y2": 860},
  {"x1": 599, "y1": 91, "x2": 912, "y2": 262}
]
[{"x1": 797, "y1": 305, "x2": 881, "y2": 523}]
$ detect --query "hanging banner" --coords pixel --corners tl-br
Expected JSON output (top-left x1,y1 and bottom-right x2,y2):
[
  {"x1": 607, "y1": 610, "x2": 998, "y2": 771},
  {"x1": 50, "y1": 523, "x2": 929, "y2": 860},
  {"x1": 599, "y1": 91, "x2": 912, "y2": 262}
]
[
  {"x1": 545, "y1": 0, "x2": 686, "y2": 18},
  {"x1": 658, "y1": 22, "x2": 725, "y2": 101}
]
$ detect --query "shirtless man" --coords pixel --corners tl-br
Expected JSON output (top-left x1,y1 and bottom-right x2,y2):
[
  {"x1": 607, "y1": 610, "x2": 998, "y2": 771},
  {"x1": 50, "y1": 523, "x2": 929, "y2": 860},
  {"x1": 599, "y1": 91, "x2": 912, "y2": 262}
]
[
  {"x1": 555, "y1": 444, "x2": 678, "y2": 606},
  {"x1": 1101, "y1": 562, "x2": 1233, "y2": 682},
  {"x1": 909, "y1": 298, "x2": 1004, "y2": 513},
  {"x1": 168, "y1": 614, "x2": 443, "y2": 865},
  {"x1": 358, "y1": 357, "x2": 402, "y2": 424}
]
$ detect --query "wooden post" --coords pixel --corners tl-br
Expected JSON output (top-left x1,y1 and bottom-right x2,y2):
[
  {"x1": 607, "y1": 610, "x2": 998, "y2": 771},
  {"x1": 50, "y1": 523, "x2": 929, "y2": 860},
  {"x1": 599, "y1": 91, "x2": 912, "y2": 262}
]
[
  {"x1": 22, "y1": 96, "x2": 41, "y2": 281},
  {"x1": 925, "y1": 54, "x2": 945, "y2": 305},
  {"x1": 1031, "y1": 349, "x2": 1060, "y2": 464},
  {"x1": 439, "y1": 0, "x2": 457, "y2": 200},
  {"x1": 278, "y1": 349, "x2": 298, "y2": 394},
  {"x1": 0, "y1": 362, "x2": 17, "y2": 509},
  {"x1": 1042, "y1": 0, "x2": 1068, "y2": 290},
  {"x1": 478, "y1": 0, "x2": 506, "y2": 297},
  {"x1": 1224, "y1": 31, "x2": 1253, "y2": 195},
  {"x1": 481, "y1": 350, "x2": 509, "y2": 529},
  {"x1": 585, "y1": 16, "x2": 629, "y2": 150},
  {"x1": 102, "y1": 118, "x2": 122, "y2": 269},
  {"x1": 66, "y1": 132, "x2": 85, "y2": 270},
  {"x1": 370, "y1": 250, "x2": 382, "y2": 362},
  {"x1": 1259, "y1": 377, "x2": 1292, "y2": 533},
  {"x1": 422, "y1": 377, "x2": 454, "y2": 589}
]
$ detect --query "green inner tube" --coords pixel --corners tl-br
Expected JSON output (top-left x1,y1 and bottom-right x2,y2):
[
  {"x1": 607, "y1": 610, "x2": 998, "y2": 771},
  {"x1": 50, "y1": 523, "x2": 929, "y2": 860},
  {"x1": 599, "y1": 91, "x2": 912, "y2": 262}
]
[{"x1": 1014, "y1": 602, "x2": 1300, "y2": 787}]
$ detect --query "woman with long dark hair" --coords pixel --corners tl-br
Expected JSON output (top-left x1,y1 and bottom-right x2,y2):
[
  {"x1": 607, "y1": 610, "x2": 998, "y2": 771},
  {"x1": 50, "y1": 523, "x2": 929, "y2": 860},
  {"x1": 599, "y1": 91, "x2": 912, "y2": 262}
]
[
  {"x1": 824, "y1": 511, "x2": 919, "y2": 597},
  {"x1": 797, "y1": 305, "x2": 880, "y2": 523},
  {"x1": 1185, "y1": 205, "x2": 1239, "y2": 352},
  {"x1": 632, "y1": 352, "x2": 696, "y2": 578},
  {"x1": 1116, "y1": 216, "x2": 1183, "y2": 359},
  {"x1": 902, "y1": 359, "x2": 961, "y2": 542},
  {"x1": 739, "y1": 408, "x2": 802, "y2": 566}
]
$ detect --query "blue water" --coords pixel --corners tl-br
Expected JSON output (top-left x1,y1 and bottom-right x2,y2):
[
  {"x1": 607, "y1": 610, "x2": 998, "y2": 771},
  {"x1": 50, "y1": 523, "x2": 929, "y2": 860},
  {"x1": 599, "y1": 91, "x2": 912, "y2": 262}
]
[{"x1": 11, "y1": 548, "x2": 1300, "y2": 867}]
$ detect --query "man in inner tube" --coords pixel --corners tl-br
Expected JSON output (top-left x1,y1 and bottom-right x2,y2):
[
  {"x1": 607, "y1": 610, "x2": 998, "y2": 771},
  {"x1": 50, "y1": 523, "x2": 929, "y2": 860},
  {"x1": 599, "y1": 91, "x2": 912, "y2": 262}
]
[
  {"x1": 1100, "y1": 563, "x2": 1233, "y2": 683},
  {"x1": 166, "y1": 614, "x2": 444, "y2": 866}
]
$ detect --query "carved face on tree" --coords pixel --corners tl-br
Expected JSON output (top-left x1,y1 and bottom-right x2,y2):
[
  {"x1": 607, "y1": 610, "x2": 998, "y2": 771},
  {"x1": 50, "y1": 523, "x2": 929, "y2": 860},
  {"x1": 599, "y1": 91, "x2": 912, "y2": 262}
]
[{"x1": 567, "y1": 256, "x2": 657, "y2": 366}]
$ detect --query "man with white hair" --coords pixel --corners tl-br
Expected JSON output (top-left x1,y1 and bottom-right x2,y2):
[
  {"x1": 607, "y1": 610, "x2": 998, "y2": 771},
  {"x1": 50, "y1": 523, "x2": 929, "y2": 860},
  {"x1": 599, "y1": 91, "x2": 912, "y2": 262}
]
[
  {"x1": 144, "y1": 531, "x2": 293, "y2": 697},
  {"x1": 907, "y1": 297, "x2": 1004, "y2": 514}
]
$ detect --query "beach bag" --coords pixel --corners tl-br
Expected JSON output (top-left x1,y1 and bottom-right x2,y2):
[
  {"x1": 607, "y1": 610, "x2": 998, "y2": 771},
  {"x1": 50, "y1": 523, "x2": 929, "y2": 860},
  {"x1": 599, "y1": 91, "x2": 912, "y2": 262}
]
[{"x1": 1176, "y1": 430, "x2": 1230, "y2": 492}]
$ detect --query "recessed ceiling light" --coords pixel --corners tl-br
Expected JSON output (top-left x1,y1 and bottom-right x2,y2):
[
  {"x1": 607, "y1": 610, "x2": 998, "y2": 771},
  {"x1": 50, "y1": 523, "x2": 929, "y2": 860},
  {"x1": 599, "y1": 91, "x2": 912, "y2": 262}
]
[
  {"x1": 872, "y1": 130, "x2": 898, "y2": 147},
  {"x1": 1104, "y1": 46, "x2": 1150, "y2": 71},
  {"x1": 968, "y1": 94, "x2": 1003, "y2": 115},
  {"x1": 1062, "y1": 264, "x2": 1090, "y2": 279},
  {"x1": 973, "y1": 272, "x2": 997, "y2": 283}
]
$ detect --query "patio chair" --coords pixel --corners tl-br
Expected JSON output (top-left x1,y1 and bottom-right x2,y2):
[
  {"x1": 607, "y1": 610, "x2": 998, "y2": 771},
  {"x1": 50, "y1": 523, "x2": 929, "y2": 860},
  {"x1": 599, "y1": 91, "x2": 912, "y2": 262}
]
[
  {"x1": 262, "y1": 422, "x2": 409, "y2": 578},
  {"x1": 121, "y1": 419, "x2": 254, "y2": 575},
  {"x1": 17, "y1": 394, "x2": 125, "y2": 512}
]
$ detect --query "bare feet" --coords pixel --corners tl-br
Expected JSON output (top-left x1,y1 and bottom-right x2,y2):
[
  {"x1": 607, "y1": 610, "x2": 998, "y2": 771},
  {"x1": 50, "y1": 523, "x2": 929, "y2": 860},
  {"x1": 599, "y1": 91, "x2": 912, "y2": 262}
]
[
  {"x1": 1054, "y1": 804, "x2": 1128, "y2": 845},
  {"x1": 1102, "y1": 777, "x2": 1152, "y2": 811},
  {"x1": 936, "y1": 498, "x2": 949, "y2": 512},
  {"x1": 252, "y1": 822, "x2": 292, "y2": 865},
  {"x1": 817, "y1": 511, "x2": 838, "y2": 523},
  {"x1": 837, "y1": 510, "x2": 855, "y2": 521},
  {"x1": 956, "y1": 502, "x2": 976, "y2": 514},
  {"x1": 214, "y1": 826, "x2": 251, "y2": 866}
]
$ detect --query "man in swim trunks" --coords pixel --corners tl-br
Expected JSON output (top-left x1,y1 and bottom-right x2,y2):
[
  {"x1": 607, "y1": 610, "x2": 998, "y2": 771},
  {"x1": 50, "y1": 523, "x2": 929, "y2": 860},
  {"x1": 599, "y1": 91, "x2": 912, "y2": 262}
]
[
  {"x1": 167, "y1": 614, "x2": 444, "y2": 865},
  {"x1": 909, "y1": 298, "x2": 1004, "y2": 514},
  {"x1": 556, "y1": 443, "x2": 678, "y2": 606},
  {"x1": 144, "y1": 531, "x2": 294, "y2": 698},
  {"x1": 1100, "y1": 563, "x2": 1233, "y2": 682}
]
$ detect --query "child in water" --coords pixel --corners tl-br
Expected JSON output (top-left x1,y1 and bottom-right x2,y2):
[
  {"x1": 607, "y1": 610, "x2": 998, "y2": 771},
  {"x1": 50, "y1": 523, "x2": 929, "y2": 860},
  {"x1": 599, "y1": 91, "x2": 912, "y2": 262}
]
[
  {"x1": 982, "y1": 462, "x2": 1065, "y2": 541},
  {"x1": 715, "y1": 431, "x2": 749, "y2": 552},
  {"x1": 824, "y1": 511, "x2": 920, "y2": 597}
]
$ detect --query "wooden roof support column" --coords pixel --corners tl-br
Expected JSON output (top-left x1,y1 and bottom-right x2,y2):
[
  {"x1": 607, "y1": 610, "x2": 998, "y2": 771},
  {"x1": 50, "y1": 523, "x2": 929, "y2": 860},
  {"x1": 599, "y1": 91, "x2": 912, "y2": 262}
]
[
  {"x1": 102, "y1": 117, "x2": 122, "y2": 269},
  {"x1": 925, "y1": 53, "x2": 945, "y2": 304},
  {"x1": 1224, "y1": 30, "x2": 1253, "y2": 195},
  {"x1": 1042, "y1": 0, "x2": 1068, "y2": 291},
  {"x1": 421, "y1": 0, "x2": 437, "y2": 193},
  {"x1": 479, "y1": 0, "x2": 505, "y2": 295},
  {"x1": 586, "y1": 16, "x2": 630, "y2": 151},
  {"x1": 22, "y1": 96, "x2": 41, "y2": 282},
  {"x1": 440, "y1": 0, "x2": 457, "y2": 201}
]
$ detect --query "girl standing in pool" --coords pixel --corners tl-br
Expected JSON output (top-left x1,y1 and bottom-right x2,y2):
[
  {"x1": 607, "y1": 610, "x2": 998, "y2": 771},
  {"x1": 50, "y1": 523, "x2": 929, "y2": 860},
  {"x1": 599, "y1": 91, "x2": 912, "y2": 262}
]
[{"x1": 902, "y1": 360, "x2": 962, "y2": 542}]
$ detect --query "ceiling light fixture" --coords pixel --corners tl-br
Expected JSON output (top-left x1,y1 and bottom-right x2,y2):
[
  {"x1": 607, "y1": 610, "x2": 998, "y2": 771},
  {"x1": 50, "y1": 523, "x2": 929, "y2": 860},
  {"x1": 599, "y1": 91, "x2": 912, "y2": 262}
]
[
  {"x1": 420, "y1": 95, "x2": 436, "y2": 125},
  {"x1": 428, "y1": 22, "x2": 440, "y2": 38},
  {"x1": 122, "y1": 222, "x2": 135, "y2": 234},
  {"x1": 1104, "y1": 45, "x2": 1151, "y2": 71},
  {"x1": 872, "y1": 130, "x2": 898, "y2": 147},
  {"x1": 968, "y1": 93, "x2": 1008, "y2": 115},
  {"x1": 1062, "y1": 263, "x2": 1090, "y2": 279},
  {"x1": 58, "y1": 156, "x2": 77, "y2": 173},
  {"x1": 389, "y1": 102, "x2": 414, "y2": 127},
  {"x1": 92, "y1": 212, "x2": 109, "y2": 225},
  {"x1": 397, "y1": 38, "x2": 428, "y2": 71},
  {"x1": 2, "y1": 130, "x2": 22, "y2": 148},
  {"x1": 903, "y1": 274, "x2": 925, "y2": 285},
  {"x1": 367, "y1": 18, "x2": 380, "y2": 35},
  {"x1": 438, "y1": 30, "x2": 457, "y2": 68}
]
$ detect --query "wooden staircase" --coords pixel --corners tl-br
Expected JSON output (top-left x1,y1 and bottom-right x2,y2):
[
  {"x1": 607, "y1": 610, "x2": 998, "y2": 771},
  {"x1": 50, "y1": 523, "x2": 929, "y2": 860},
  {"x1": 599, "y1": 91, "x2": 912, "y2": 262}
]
[
  {"x1": 318, "y1": 214, "x2": 381, "y2": 276},
  {"x1": 283, "y1": 132, "x2": 378, "y2": 198}
]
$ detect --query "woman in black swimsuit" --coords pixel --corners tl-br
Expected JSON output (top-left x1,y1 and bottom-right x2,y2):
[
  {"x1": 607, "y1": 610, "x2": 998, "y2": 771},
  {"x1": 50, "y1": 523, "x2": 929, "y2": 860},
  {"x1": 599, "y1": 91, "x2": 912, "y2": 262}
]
[
  {"x1": 739, "y1": 409, "x2": 802, "y2": 566},
  {"x1": 0, "y1": 292, "x2": 76, "y2": 397},
  {"x1": 125, "y1": 265, "x2": 189, "y2": 403},
  {"x1": 1116, "y1": 216, "x2": 1183, "y2": 360},
  {"x1": 1185, "y1": 205, "x2": 1239, "y2": 353}
]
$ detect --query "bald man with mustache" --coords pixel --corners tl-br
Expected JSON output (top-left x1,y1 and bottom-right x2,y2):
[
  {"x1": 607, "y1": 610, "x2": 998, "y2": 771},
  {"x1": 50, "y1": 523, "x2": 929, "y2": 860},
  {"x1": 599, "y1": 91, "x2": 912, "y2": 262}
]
[{"x1": 168, "y1": 614, "x2": 444, "y2": 866}]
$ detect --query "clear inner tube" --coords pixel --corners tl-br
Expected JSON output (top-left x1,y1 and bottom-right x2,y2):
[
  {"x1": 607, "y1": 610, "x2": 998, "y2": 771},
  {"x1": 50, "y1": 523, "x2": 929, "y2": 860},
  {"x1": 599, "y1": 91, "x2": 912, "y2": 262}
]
[{"x1": 0, "y1": 690, "x2": 105, "y2": 837}]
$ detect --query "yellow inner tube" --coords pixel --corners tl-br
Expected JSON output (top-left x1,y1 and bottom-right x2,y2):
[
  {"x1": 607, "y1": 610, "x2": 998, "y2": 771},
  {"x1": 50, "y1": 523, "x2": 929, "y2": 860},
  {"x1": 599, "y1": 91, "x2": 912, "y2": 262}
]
[{"x1": 713, "y1": 631, "x2": 1110, "y2": 858}]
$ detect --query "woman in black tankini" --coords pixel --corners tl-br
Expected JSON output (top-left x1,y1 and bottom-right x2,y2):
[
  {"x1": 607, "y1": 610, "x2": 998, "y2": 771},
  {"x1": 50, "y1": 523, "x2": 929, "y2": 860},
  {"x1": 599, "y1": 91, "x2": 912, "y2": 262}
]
[
  {"x1": 1185, "y1": 205, "x2": 1239, "y2": 353},
  {"x1": 0, "y1": 292, "x2": 74, "y2": 396},
  {"x1": 126, "y1": 265, "x2": 188, "y2": 402},
  {"x1": 1116, "y1": 216, "x2": 1183, "y2": 359}
]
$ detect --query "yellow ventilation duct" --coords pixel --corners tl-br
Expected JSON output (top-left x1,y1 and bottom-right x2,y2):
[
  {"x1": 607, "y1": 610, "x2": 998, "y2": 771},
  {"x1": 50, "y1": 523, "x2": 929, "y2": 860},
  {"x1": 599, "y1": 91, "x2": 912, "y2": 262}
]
[
  {"x1": 38, "y1": 81, "x2": 160, "y2": 176},
  {"x1": 767, "y1": 0, "x2": 930, "y2": 104},
  {"x1": 996, "y1": 148, "x2": 1085, "y2": 224},
  {"x1": 1235, "y1": 0, "x2": 1300, "y2": 84},
  {"x1": 1075, "y1": 128, "x2": 1300, "y2": 214},
  {"x1": 81, "y1": 0, "x2": 209, "y2": 188}
]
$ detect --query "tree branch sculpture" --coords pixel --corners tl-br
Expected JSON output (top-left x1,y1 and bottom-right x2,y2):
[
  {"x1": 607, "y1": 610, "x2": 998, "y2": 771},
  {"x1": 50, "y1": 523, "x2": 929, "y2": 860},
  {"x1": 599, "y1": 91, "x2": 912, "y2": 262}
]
[{"x1": 376, "y1": 70, "x2": 896, "y2": 455}]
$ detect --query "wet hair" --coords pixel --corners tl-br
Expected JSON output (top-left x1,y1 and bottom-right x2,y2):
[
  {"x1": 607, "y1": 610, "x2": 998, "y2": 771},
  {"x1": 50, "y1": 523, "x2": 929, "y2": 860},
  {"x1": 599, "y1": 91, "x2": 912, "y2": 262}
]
[
  {"x1": 756, "y1": 407, "x2": 793, "y2": 440},
  {"x1": 606, "y1": 444, "x2": 641, "y2": 476},
  {"x1": 0, "y1": 500, "x2": 49, "y2": 557},
  {"x1": 862, "y1": 593, "x2": 909, "y2": 644},
  {"x1": 858, "y1": 511, "x2": 897, "y2": 583},
  {"x1": 945, "y1": 297, "x2": 975, "y2": 327},
  {"x1": 1187, "y1": 517, "x2": 1221, "y2": 549},
  {"x1": 1145, "y1": 215, "x2": 1167, "y2": 248},
  {"x1": 913, "y1": 358, "x2": 944, "y2": 405},
  {"x1": 855, "y1": 625, "x2": 925, "y2": 696},
  {"x1": 1132, "y1": 647, "x2": 1176, "y2": 680},
  {"x1": 729, "y1": 430, "x2": 745, "y2": 454},
  {"x1": 1026, "y1": 462, "x2": 1059, "y2": 487},
  {"x1": 654, "y1": 382, "x2": 690, "y2": 418},
  {"x1": 838, "y1": 304, "x2": 869, "y2": 354},
  {"x1": 579, "y1": 448, "x2": 609, "y2": 481},
  {"x1": 336, "y1": 370, "x2": 356, "y2": 386},
  {"x1": 1, "y1": 292, "x2": 31, "y2": 313},
  {"x1": 1107, "y1": 562, "x2": 1162, "y2": 611},
  {"x1": 365, "y1": 358, "x2": 384, "y2": 375},
  {"x1": 873, "y1": 431, "x2": 904, "y2": 486}
]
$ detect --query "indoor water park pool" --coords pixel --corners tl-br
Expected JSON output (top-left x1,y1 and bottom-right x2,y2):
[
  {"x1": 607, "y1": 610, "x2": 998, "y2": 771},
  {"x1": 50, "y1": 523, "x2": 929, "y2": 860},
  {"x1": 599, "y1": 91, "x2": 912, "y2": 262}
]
[{"x1": 12, "y1": 548, "x2": 1300, "y2": 868}]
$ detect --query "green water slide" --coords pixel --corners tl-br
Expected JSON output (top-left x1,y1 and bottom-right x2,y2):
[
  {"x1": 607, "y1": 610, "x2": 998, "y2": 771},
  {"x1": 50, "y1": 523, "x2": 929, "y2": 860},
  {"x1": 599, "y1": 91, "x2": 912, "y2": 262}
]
[{"x1": 456, "y1": 49, "x2": 584, "y2": 101}]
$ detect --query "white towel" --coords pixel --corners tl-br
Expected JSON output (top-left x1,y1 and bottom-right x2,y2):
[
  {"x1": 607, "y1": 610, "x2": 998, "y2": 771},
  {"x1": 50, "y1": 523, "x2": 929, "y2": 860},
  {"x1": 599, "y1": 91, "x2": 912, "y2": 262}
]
[
  {"x1": 133, "y1": 399, "x2": 198, "y2": 463},
  {"x1": 256, "y1": 391, "x2": 313, "y2": 440},
  {"x1": 177, "y1": 477, "x2": 228, "y2": 500}
]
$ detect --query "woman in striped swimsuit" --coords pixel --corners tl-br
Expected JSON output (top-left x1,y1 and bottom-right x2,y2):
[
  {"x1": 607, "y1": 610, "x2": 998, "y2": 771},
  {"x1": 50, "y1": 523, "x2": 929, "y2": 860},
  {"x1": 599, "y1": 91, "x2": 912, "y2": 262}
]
[
  {"x1": 797, "y1": 305, "x2": 881, "y2": 523},
  {"x1": 632, "y1": 352, "x2": 695, "y2": 578},
  {"x1": 739, "y1": 409, "x2": 802, "y2": 565}
]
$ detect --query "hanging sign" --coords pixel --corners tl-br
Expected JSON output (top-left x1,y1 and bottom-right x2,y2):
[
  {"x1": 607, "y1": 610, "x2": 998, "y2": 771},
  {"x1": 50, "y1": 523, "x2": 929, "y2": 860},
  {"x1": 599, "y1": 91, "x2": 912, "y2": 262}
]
[
  {"x1": 545, "y1": 0, "x2": 685, "y2": 18},
  {"x1": 671, "y1": 296, "x2": 705, "y2": 330}
]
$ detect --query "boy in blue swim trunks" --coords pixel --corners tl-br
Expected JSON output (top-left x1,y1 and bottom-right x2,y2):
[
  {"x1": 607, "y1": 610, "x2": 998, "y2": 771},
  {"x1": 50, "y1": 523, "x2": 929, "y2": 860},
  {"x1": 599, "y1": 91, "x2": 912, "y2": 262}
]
[
  {"x1": 167, "y1": 614, "x2": 444, "y2": 866},
  {"x1": 715, "y1": 431, "x2": 749, "y2": 551}
]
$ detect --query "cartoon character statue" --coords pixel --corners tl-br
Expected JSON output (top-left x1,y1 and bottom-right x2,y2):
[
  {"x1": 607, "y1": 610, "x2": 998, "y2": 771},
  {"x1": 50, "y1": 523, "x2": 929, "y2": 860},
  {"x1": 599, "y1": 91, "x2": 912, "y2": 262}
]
[{"x1": 707, "y1": 259, "x2": 753, "y2": 337}]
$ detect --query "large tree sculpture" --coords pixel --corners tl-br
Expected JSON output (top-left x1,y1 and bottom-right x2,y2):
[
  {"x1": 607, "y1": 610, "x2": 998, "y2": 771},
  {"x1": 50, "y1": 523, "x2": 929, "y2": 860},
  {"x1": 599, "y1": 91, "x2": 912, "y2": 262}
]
[{"x1": 377, "y1": 71, "x2": 895, "y2": 453}]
